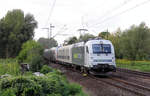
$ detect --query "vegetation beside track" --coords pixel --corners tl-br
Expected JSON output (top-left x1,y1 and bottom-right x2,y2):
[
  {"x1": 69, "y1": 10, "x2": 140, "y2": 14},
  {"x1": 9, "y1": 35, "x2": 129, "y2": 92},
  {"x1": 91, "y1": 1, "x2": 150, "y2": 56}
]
[
  {"x1": 0, "y1": 59, "x2": 20, "y2": 76},
  {"x1": 0, "y1": 65, "x2": 87, "y2": 96},
  {"x1": 117, "y1": 59, "x2": 150, "y2": 72},
  {"x1": 0, "y1": 59, "x2": 87, "y2": 96},
  {"x1": 0, "y1": 40, "x2": 87, "y2": 96}
]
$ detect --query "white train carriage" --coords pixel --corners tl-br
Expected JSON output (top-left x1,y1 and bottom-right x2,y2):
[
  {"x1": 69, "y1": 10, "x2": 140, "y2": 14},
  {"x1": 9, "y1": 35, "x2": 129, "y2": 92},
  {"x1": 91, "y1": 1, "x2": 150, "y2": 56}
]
[
  {"x1": 57, "y1": 45, "x2": 72, "y2": 64},
  {"x1": 43, "y1": 47, "x2": 57, "y2": 62}
]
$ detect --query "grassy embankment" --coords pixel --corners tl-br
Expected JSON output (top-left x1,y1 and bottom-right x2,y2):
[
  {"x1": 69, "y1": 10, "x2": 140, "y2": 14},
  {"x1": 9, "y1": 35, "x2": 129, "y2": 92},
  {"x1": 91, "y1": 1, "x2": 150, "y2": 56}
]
[
  {"x1": 116, "y1": 59, "x2": 150, "y2": 72},
  {"x1": 0, "y1": 59, "x2": 20, "y2": 75}
]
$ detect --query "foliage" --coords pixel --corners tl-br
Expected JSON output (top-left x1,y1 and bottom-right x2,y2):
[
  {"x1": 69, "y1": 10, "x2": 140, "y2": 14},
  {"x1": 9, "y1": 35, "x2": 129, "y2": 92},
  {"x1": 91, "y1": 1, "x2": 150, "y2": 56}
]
[
  {"x1": 117, "y1": 59, "x2": 150, "y2": 72},
  {"x1": 64, "y1": 33, "x2": 96, "y2": 45},
  {"x1": 40, "y1": 65, "x2": 53, "y2": 74},
  {"x1": 38, "y1": 38, "x2": 58, "y2": 49},
  {"x1": 0, "y1": 89, "x2": 16, "y2": 96},
  {"x1": 0, "y1": 9, "x2": 37, "y2": 58},
  {"x1": 121, "y1": 23, "x2": 150, "y2": 60},
  {"x1": 0, "y1": 59, "x2": 20, "y2": 75},
  {"x1": 64, "y1": 36, "x2": 78, "y2": 45},
  {"x1": 78, "y1": 33, "x2": 95, "y2": 42},
  {"x1": 100, "y1": 22, "x2": 150, "y2": 60},
  {"x1": 0, "y1": 71, "x2": 87, "y2": 96},
  {"x1": 106, "y1": 28, "x2": 123, "y2": 59},
  {"x1": 29, "y1": 54, "x2": 44, "y2": 72},
  {"x1": 98, "y1": 30, "x2": 110, "y2": 39},
  {"x1": 17, "y1": 40, "x2": 44, "y2": 72},
  {"x1": 0, "y1": 76, "x2": 42, "y2": 96}
]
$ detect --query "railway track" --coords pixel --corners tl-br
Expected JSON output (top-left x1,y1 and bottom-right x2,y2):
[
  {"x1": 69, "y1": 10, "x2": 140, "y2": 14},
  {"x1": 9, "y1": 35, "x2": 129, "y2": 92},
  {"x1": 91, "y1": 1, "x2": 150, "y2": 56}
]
[
  {"x1": 89, "y1": 74, "x2": 150, "y2": 96},
  {"x1": 117, "y1": 68, "x2": 150, "y2": 77},
  {"x1": 50, "y1": 63, "x2": 150, "y2": 96}
]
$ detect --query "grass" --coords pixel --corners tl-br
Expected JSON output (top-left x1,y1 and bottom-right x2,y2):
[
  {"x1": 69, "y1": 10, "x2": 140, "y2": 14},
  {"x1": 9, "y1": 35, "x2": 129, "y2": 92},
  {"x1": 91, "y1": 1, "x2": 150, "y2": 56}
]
[
  {"x1": 0, "y1": 59, "x2": 20, "y2": 75},
  {"x1": 116, "y1": 59, "x2": 150, "y2": 72}
]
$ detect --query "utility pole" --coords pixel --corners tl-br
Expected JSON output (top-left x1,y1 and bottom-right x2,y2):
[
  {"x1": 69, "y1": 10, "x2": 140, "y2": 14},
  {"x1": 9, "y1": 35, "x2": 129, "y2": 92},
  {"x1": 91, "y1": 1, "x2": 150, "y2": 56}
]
[
  {"x1": 50, "y1": 24, "x2": 55, "y2": 39},
  {"x1": 77, "y1": 28, "x2": 88, "y2": 36},
  {"x1": 42, "y1": 23, "x2": 54, "y2": 49}
]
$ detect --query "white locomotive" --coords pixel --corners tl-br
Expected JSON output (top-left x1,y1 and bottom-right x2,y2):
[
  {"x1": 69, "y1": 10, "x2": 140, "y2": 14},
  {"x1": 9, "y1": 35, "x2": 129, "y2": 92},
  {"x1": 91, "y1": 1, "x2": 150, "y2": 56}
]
[{"x1": 44, "y1": 38, "x2": 116, "y2": 74}]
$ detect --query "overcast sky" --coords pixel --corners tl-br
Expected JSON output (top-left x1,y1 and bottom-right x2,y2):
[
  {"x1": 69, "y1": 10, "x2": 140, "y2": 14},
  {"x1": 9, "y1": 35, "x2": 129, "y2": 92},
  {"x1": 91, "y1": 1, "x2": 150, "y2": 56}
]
[{"x1": 0, "y1": 0, "x2": 150, "y2": 44}]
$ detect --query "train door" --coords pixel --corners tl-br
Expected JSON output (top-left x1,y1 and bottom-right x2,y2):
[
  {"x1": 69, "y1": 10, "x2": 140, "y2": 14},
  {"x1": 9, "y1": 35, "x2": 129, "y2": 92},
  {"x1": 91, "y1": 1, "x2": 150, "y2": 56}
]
[{"x1": 84, "y1": 46, "x2": 89, "y2": 67}]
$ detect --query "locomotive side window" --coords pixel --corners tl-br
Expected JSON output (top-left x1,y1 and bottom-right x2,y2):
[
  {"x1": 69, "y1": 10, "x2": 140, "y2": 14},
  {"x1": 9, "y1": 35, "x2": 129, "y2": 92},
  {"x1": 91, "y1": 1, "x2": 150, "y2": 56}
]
[
  {"x1": 92, "y1": 44, "x2": 111, "y2": 54},
  {"x1": 86, "y1": 46, "x2": 89, "y2": 53}
]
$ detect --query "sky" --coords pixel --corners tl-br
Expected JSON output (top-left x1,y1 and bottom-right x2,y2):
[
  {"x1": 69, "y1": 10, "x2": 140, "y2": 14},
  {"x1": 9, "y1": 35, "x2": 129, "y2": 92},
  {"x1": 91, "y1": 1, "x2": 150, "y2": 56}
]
[{"x1": 0, "y1": 0, "x2": 150, "y2": 44}]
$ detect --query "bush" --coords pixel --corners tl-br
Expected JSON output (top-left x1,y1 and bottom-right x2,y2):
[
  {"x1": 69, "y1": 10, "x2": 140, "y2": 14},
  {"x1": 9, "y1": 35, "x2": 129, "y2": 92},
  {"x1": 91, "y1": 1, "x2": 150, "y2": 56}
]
[
  {"x1": 29, "y1": 54, "x2": 44, "y2": 72},
  {"x1": 0, "y1": 76, "x2": 42, "y2": 96},
  {"x1": 0, "y1": 89, "x2": 16, "y2": 96},
  {"x1": 0, "y1": 72, "x2": 87, "y2": 96},
  {"x1": 40, "y1": 65, "x2": 53, "y2": 74},
  {"x1": 0, "y1": 59, "x2": 20, "y2": 75},
  {"x1": 17, "y1": 40, "x2": 44, "y2": 72}
]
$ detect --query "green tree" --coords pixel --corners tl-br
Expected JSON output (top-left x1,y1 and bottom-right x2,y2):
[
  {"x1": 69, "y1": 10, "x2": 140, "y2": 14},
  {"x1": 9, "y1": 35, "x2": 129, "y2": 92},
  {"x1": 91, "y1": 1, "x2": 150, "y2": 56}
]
[
  {"x1": 106, "y1": 28, "x2": 123, "y2": 58},
  {"x1": 98, "y1": 30, "x2": 110, "y2": 39},
  {"x1": 121, "y1": 22, "x2": 150, "y2": 60},
  {"x1": 64, "y1": 36, "x2": 78, "y2": 45},
  {"x1": 17, "y1": 40, "x2": 44, "y2": 71},
  {"x1": 38, "y1": 38, "x2": 58, "y2": 49},
  {"x1": 0, "y1": 9, "x2": 37, "y2": 58},
  {"x1": 78, "y1": 33, "x2": 96, "y2": 42}
]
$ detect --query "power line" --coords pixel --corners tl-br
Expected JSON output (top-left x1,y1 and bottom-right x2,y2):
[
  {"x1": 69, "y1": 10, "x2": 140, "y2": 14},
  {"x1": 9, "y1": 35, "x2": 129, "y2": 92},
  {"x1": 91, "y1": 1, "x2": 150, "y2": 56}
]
[
  {"x1": 88, "y1": 0, "x2": 133, "y2": 27},
  {"x1": 90, "y1": 0, "x2": 150, "y2": 28},
  {"x1": 52, "y1": 25, "x2": 68, "y2": 38},
  {"x1": 44, "y1": 0, "x2": 57, "y2": 27}
]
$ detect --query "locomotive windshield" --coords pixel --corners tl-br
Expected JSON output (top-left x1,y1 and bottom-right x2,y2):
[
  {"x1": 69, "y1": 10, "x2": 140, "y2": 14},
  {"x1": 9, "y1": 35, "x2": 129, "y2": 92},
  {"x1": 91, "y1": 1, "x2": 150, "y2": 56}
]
[{"x1": 92, "y1": 44, "x2": 111, "y2": 54}]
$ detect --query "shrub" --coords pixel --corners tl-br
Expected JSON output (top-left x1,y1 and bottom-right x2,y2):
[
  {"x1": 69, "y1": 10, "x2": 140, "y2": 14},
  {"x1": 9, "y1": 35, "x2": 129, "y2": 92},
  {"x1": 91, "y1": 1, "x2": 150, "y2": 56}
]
[
  {"x1": 0, "y1": 70, "x2": 87, "y2": 96},
  {"x1": 0, "y1": 59, "x2": 20, "y2": 75},
  {"x1": 40, "y1": 65, "x2": 53, "y2": 74},
  {"x1": 0, "y1": 76, "x2": 42, "y2": 96},
  {"x1": 0, "y1": 89, "x2": 16, "y2": 96},
  {"x1": 17, "y1": 40, "x2": 44, "y2": 72},
  {"x1": 29, "y1": 54, "x2": 44, "y2": 72}
]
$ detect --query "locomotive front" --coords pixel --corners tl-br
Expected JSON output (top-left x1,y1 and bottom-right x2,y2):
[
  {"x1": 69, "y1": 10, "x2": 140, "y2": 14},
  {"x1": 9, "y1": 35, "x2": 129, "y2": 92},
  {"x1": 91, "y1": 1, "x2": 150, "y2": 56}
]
[{"x1": 85, "y1": 39, "x2": 116, "y2": 73}]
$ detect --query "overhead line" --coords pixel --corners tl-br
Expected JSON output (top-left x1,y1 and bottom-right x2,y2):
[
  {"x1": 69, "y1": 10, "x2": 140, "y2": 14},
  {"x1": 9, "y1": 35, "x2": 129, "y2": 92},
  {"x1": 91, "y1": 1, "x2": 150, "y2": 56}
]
[
  {"x1": 88, "y1": 0, "x2": 133, "y2": 27},
  {"x1": 90, "y1": 0, "x2": 150, "y2": 27},
  {"x1": 44, "y1": 0, "x2": 57, "y2": 27}
]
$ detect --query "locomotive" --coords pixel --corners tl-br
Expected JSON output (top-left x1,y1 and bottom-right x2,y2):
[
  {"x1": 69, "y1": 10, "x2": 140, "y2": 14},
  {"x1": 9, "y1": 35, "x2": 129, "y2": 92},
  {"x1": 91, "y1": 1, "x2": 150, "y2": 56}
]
[{"x1": 44, "y1": 38, "x2": 116, "y2": 74}]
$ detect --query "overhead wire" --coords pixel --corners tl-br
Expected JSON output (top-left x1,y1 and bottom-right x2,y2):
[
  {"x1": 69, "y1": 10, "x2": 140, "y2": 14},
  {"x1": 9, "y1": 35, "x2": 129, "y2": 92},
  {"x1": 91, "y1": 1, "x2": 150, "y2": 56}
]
[
  {"x1": 44, "y1": 0, "x2": 57, "y2": 27},
  {"x1": 90, "y1": 0, "x2": 150, "y2": 29},
  {"x1": 88, "y1": 0, "x2": 133, "y2": 27}
]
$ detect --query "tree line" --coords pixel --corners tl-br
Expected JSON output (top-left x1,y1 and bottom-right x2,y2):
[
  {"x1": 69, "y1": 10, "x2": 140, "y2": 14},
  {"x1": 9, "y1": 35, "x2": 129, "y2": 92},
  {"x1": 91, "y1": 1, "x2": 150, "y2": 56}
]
[
  {"x1": 0, "y1": 9, "x2": 37, "y2": 58},
  {"x1": 100, "y1": 22, "x2": 150, "y2": 60},
  {"x1": 66, "y1": 22, "x2": 150, "y2": 61}
]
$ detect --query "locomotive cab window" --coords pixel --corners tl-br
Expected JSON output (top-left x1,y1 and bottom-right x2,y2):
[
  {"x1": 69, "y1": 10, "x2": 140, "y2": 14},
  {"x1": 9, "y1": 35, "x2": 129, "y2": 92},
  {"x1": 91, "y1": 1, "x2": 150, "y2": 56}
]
[{"x1": 92, "y1": 44, "x2": 111, "y2": 54}]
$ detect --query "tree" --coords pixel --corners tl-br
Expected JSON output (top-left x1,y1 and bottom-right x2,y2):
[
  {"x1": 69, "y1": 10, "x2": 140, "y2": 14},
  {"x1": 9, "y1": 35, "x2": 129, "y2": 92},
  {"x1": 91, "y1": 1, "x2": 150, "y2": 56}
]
[
  {"x1": 38, "y1": 38, "x2": 58, "y2": 49},
  {"x1": 64, "y1": 36, "x2": 78, "y2": 45},
  {"x1": 106, "y1": 28, "x2": 123, "y2": 58},
  {"x1": 0, "y1": 9, "x2": 37, "y2": 58},
  {"x1": 17, "y1": 40, "x2": 44, "y2": 71},
  {"x1": 98, "y1": 30, "x2": 110, "y2": 39},
  {"x1": 121, "y1": 22, "x2": 150, "y2": 60},
  {"x1": 78, "y1": 33, "x2": 96, "y2": 42}
]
